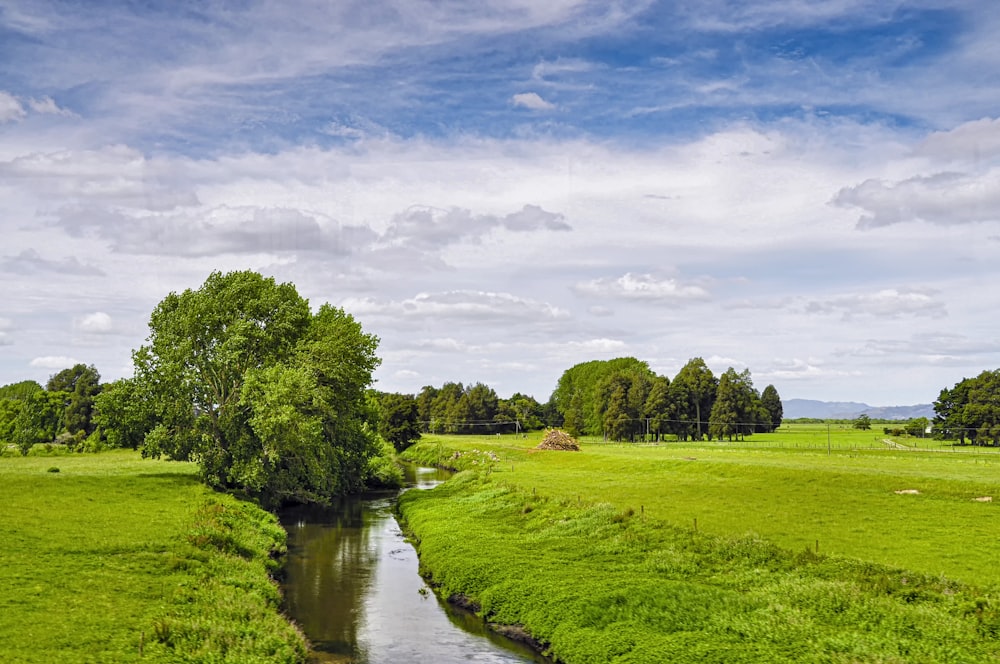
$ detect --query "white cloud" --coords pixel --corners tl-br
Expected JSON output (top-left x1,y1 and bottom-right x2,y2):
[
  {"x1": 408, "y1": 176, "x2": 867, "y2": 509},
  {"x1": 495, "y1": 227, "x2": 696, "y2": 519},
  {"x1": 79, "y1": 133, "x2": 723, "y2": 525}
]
[
  {"x1": 834, "y1": 170, "x2": 1000, "y2": 228},
  {"x1": 511, "y1": 92, "x2": 556, "y2": 111},
  {"x1": 917, "y1": 117, "x2": 1000, "y2": 162},
  {"x1": 566, "y1": 338, "x2": 627, "y2": 353},
  {"x1": 0, "y1": 91, "x2": 26, "y2": 123},
  {"x1": 75, "y1": 312, "x2": 114, "y2": 334},
  {"x1": 30, "y1": 356, "x2": 80, "y2": 370},
  {"x1": 805, "y1": 288, "x2": 947, "y2": 320},
  {"x1": 575, "y1": 273, "x2": 710, "y2": 301},
  {"x1": 344, "y1": 291, "x2": 570, "y2": 323},
  {"x1": 27, "y1": 96, "x2": 74, "y2": 117}
]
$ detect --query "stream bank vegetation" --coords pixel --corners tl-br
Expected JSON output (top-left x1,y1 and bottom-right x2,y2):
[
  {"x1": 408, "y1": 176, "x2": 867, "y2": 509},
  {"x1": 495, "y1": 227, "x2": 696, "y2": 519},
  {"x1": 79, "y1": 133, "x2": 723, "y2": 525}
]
[{"x1": 400, "y1": 432, "x2": 1000, "y2": 663}]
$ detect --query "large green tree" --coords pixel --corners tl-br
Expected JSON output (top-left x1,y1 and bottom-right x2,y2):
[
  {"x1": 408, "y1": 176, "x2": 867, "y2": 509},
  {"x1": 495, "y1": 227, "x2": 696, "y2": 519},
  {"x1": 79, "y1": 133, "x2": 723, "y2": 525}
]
[
  {"x1": 552, "y1": 358, "x2": 654, "y2": 436},
  {"x1": 127, "y1": 270, "x2": 381, "y2": 505}
]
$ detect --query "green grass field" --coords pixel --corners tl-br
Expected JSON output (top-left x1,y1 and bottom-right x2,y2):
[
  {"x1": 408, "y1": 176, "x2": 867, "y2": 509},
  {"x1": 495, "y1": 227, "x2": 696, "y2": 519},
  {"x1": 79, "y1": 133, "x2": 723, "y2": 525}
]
[
  {"x1": 407, "y1": 427, "x2": 1000, "y2": 586},
  {"x1": 0, "y1": 450, "x2": 307, "y2": 663},
  {"x1": 399, "y1": 429, "x2": 1000, "y2": 663}
]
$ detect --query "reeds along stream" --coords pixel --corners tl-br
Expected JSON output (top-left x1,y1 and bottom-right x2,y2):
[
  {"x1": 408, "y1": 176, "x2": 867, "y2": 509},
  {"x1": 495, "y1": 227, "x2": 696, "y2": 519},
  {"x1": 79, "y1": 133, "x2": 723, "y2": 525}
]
[{"x1": 279, "y1": 465, "x2": 550, "y2": 664}]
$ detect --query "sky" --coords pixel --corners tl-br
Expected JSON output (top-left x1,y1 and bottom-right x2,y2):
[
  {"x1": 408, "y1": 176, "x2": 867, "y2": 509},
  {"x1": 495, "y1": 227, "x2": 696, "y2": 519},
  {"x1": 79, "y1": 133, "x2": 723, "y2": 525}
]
[{"x1": 1, "y1": 0, "x2": 999, "y2": 406}]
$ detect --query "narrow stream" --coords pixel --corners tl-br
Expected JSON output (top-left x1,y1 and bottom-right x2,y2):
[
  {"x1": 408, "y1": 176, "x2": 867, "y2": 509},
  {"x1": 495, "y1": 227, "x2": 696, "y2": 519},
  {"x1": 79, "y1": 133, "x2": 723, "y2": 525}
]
[{"x1": 280, "y1": 466, "x2": 550, "y2": 664}]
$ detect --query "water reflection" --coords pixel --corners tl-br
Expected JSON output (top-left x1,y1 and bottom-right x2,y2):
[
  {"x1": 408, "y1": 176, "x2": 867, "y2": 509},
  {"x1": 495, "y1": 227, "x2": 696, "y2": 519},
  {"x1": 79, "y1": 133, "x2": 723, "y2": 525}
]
[{"x1": 280, "y1": 467, "x2": 548, "y2": 664}]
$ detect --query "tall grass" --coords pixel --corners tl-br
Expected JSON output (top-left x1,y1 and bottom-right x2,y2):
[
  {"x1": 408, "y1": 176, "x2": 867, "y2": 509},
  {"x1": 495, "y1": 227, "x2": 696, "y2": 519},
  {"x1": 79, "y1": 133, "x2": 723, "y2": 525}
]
[{"x1": 0, "y1": 450, "x2": 307, "y2": 663}]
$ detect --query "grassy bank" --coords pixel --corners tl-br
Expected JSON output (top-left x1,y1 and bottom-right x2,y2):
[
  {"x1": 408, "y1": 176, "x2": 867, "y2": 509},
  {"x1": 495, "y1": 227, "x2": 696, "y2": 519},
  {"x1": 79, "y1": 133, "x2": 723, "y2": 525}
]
[
  {"x1": 0, "y1": 450, "x2": 308, "y2": 663},
  {"x1": 399, "y1": 434, "x2": 1000, "y2": 663}
]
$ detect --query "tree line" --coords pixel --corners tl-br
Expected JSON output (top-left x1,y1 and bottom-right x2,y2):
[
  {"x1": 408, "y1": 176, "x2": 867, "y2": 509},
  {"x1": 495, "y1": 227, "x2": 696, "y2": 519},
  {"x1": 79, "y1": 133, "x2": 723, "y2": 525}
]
[
  {"x1": 552, "y1": 357, "x2": 782, "y2": 442},
  {"x1": 374, "y1": 356, "x2": 783, "y2": 447},
  {"x1": 0, "y1": 365, "x2": 102, "y2": 455}
]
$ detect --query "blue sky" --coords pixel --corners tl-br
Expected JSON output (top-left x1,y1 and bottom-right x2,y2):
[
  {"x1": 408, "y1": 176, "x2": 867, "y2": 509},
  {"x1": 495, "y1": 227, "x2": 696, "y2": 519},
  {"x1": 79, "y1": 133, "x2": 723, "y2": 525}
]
[{"x1": 2, "y1": 0, "x2": 999, "y2": 405}]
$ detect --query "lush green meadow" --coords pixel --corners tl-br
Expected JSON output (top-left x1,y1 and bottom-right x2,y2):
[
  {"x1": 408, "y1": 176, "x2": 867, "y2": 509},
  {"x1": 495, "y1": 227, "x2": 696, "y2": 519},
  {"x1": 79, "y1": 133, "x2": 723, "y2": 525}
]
[
  {"x1": 0, "y1": 449, "x2": 307, "y2": 663},
  {"x1": 399, "y1": 429, "x2": 1000, "y2": 663}
]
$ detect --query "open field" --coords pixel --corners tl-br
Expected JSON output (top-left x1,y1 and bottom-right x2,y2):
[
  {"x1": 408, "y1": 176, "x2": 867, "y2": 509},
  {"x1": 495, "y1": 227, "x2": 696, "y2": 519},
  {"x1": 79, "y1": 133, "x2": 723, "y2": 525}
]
[
  {"x1": 399, "y1": 431, "x2": 1000, "y2": 662},
  {"x1": 0, "y1": 450, "x2": 307, "y2": 663},
  {"x1": 405, "y1": 428, "x2": 1000, "y2": 586}
]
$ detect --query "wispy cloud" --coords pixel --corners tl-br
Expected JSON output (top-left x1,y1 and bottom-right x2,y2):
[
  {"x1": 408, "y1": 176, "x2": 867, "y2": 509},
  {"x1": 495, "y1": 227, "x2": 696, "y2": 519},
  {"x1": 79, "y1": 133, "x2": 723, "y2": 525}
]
[
  {"x1": 575, "y1": 273, "x2": 710, "y2": 302},
  {"x1": 511, "y1": 92, "x2": 557, "y2": 111},
  {"x1": 0, "y1": 249, "x2": 104, "y2": 276}
]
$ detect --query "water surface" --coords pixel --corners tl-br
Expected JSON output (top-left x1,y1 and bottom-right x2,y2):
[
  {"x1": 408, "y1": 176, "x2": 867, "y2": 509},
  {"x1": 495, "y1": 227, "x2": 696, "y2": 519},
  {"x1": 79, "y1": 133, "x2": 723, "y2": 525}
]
[{"x1": 280, "y1": 467, "x2": 548, "y2": 663}]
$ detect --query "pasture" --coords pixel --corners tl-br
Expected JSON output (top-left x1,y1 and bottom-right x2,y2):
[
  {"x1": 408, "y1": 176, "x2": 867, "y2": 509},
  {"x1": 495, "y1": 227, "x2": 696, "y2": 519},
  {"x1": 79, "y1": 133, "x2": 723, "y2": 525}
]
[
  {"x1": 399, "y1": 429, "x2": 1000, "y2": 662},
  {"x1": 407, "y1": 427, "x2": 1000, "y2": 586},
  {"x1": 0, "y1": 450, "x2": 307, "y2": 663}
]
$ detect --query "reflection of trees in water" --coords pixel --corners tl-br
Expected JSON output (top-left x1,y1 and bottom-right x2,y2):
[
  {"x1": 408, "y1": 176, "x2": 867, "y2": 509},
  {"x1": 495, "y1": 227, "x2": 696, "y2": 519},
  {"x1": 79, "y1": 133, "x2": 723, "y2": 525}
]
[{"x1": 281, "y1": 497, "x2": 381, "y2": 658}]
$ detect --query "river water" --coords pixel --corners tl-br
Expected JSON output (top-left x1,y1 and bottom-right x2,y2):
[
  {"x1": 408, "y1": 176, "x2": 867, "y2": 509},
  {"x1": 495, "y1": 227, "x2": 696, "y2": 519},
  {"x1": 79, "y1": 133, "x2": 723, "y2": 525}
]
[{"x1": 279, "y1": 466, "x2": 549, "y2": 664}]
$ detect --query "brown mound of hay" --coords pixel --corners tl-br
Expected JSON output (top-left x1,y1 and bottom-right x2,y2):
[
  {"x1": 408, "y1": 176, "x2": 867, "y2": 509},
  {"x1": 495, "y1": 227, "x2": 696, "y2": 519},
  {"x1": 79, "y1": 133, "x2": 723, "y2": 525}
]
[{"x1": 536, "y1": 429, "x2": 580, "y2": 451}]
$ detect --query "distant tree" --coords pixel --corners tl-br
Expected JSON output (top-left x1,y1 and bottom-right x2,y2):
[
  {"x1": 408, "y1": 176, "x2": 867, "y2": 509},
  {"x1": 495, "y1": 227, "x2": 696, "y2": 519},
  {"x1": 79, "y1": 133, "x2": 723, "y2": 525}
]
[
  {"x1": 415, "y1": 385, "x2": 438, "y2": 432},
  {"x1": 853, "y1": 414, "x2": 872, "y2": 430},
  {"x1": 93, "y1": 378, "x2": 155, "y2": 449},
  {"x1": 709, "y1": 367, "x2": 756, "y2": 441},
  {"x1": 760, "y1": 384, "x2": 783, "y2": 433},
  {"x1": 46, "y1": 364, "x2": 102, "y2": 435},
  {"x1": 905, "y1": 417, "x2": 930, "y2": 437},
  {"x1": 0, "y1": 380, "x2": 44, "y2": 401},
  {"x1": 644, "y1": 376, "x2": 672, "y2": 441},
  {"x1": 377, "y1": 392, "x2": 421, "y2": 451},
  {"x1": 672, "y1": 358, "x2": 717, "y2": 440},
  {"x1": 503, "y1": 392, "x2": 545, "y2": 431},
  {"x1": 934, "y1": 378, "x2": 973, "y2": 443},
  {"x1": 12, "y1": 389, "x2": 67, "y2": 454},
  {"x1": 963, "y1": 369, "x2": 1000, "y2": 445},
  {"x1": 552, "y1": 358, "x2": 654, "y2": 436}
]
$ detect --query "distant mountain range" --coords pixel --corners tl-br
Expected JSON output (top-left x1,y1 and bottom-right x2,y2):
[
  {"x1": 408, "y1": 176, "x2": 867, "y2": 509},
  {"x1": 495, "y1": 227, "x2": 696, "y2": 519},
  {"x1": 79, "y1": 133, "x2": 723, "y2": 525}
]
[{"x1": 783, "y1": 399, "x2": 934, "y2": 421}]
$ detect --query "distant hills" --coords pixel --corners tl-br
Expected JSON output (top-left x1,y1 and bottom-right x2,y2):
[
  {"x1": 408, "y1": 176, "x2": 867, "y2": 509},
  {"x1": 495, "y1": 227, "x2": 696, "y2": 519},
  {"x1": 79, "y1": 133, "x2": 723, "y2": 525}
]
[{"x1": 783, "y1": 399, "x2": 934, "y2": 421}]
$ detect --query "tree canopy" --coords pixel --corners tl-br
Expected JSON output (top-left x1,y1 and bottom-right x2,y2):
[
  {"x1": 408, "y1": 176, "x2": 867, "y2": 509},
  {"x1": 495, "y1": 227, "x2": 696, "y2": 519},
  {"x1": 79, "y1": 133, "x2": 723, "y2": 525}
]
[
  {"x1": 119, "y1": 270, "x2": 382, "y2": 506},
  {"x1": 934, "y1": 369, "x2": 1000, "y2": 445}
]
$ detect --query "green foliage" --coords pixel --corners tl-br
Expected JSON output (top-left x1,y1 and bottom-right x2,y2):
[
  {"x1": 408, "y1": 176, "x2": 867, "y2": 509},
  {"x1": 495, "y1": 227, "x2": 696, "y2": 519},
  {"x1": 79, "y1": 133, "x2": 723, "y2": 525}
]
[
  {"x1": 0, "y1": 450, "x2": 307, "y2": 663},
  {"x1": 0, "y1": 379, "x2": 43, "y2": 400},
  {"x1": 709, "y1": 368, "x2": 763, "y2": 441},
  {"x1": 93, "y1": 377, "x2": 155, "y2": 449},
  {"x1": 934, "y1": 370, "x2": 1000, "y2": 445},
  {"x1": 412, "y1": 382, "x2": 545, "y2": 435},
  {"x1": 13, "y1": 389, "x2": 68, "y2": 453},
  {"x1": 552, "y1": 358, "x2": 654, "y2": 436},
  {"x1": 853, "y1": 414, "x2": 872, "y2": 430},
  {"x1": 129, "y1": 271, "x2": 382, "y2": 505},
  {"x1": 376, "y1": 391, "x2": 422, "y2": 451},
  {"x1": 671, "y1": 357, "x2": 718, "y2": 440},
  {"x1": 760, "y1": 384, "x2": 783, "y2": 432},
  {"x1": 400, "y1": 437, "x2": 1000, "y2": 663},
  {"x1": 46, "y1": 363, "x2": 102, "y2": 434}
]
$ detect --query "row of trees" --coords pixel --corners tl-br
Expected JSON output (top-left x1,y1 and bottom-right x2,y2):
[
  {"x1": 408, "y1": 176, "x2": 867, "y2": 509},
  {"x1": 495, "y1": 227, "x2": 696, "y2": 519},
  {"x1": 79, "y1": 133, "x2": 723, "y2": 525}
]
[
  {"x1": 934, "y1": 369, "x2": 1000, "y2": 445},
  {"x1": 0, "y1": 365, "x2": 103, "y2": 455},
  {"x1": 372, "y1": 384, "x2": 554, "y2": 451},
  {"x1": 552, "y1": 357, "x2": 782, "y2": 442}
]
